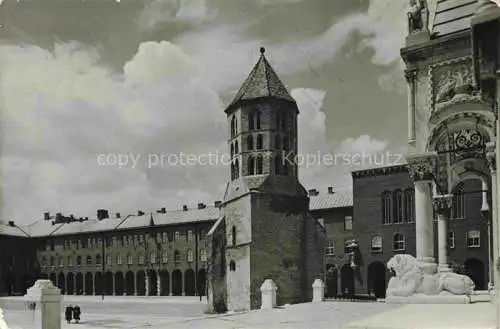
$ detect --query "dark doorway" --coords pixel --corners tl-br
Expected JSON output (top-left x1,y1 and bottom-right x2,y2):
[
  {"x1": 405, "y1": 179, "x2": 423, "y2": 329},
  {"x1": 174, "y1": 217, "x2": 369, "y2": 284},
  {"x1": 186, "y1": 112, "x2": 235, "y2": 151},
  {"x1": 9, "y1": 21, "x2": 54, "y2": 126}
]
[
  {"x1": 136, "y1": 271, "x2": 146, "y2": 296},
  {"x1": 184, "y1": 269, "x2": 195, "y2": 296},
  {"x1": 75, "y1": 273, "x2": 83, "y2": 295},
  {"x1": 464, "y1": 258, "x2": 485, "y2": 290},
  {"x1": 57, "y1": 273, "x2": 66, "y2": 294},
  {"x1": 115, "y1": 272, "x2": 124, "y2": 296},
  {"x1": 172, "y1": 270, "x2": 182, "y2": 296},
  {"x1": 340, "y1": 264, "x2": 354, "y2": 296},
  {"x1": 367, "y1": 261, "x2": 386, "y2": 298},
  {"x1": 125, "y1": 271, "x2": 134, "y2": 296},
  {"x1": 160, "y1": 271, "x2": 170, "y2": 296},
  {"x1": 197, "y1": 269, "x2": 207, "y2": 296},
  {"x1": 148, "y1": 270, "x2": 158, "y2": 296},
  {"x1": 84, "y1": 273, "x2": 93, "y2": 295},
  {"x1": 49, "y1": 273, "x2": 57, "y2": 287},
  {"x1": 104, "y1": 272, "x2": 113, "y2": 295},
  {"x1": 325, "y1": 265, "x2": 338, "y2": 298},
  {"x1": 95, "y1": 272, "x2": 103, "y2": 295},
  {"x1": 66, "y1": 273, "x2": 75, "y2": 295}
]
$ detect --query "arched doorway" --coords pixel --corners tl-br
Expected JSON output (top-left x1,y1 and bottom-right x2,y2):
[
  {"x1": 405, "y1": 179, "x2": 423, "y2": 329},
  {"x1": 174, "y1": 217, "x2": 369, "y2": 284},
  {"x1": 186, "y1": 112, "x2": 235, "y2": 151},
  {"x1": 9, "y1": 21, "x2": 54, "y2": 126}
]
[
  {"x1": 136, "y1": 271, "x2": 146, "y2": 296},
  {"x1": 75, "y1": 273, "x2": 83, "y2": 295},
  {"x1": 125, "y1": 271, "x2": 134, "y2": 296},
  {"x1": 95, "y1": 272, "x2": 103, "y2": 295},
  {"x1": 57, "y1": 273, "x2": 65, "y2": 294},
  {"x1": 184, "y1": 269, "x2": 195, "y2": 296},
  {"x1": 148, "y1": 270, "x2": 157, "y2": 296},
  {"x1": 115, "y1": 272, "x2": 124, "y2": 296},
  {"x1": 367, "y1": 261, "x2": 386, "y2": 298},
  {"x1": 84, "y1": 273, "x2": 93, "y2": 295},
  {"x1": 197, "y1": 269, "x2": 207, "y2": 296},
  {"x1": 159, "y1": 271, "x2": 170, "y2": 296},
  {"x1": 49, "y1": 273, "x2": 57, "y2": 287},
  {"x1": 340, "y1": 264, "x2": 354, "y2": 296},
  {"x1": 325, "y1": 264, "x2": 338, "y2": 298},
  {"x1": 464, "y1": 258, "x2": 485, "y2": 291},
  {"x1": 66, "y1": 273, "x2": 75, "y2": 295},
  {"x1": 104, "y1": 272, "x2": 113, "y2": 295},
  {"x1": 172, "y1": 270, "x2": 182, "y2": 296}
]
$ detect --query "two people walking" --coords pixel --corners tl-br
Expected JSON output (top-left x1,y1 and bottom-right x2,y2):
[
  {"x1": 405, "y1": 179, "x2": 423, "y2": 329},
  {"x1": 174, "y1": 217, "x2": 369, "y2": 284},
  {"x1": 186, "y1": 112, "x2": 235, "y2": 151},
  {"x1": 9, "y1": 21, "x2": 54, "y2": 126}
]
[{"x1": 65, "y1": 305, "x2": 81, "y2": 324}]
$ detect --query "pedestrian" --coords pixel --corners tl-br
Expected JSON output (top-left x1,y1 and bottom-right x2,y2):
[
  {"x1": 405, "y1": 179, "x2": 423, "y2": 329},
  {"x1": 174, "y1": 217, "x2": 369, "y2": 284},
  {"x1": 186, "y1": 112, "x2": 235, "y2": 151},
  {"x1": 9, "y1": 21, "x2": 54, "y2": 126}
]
[
  {"x1": 64, "y1": 305, "x2": 73, "y2": 324},
  {"x1": 73, "y1": 305, "x2": 81, "y2": 324}
]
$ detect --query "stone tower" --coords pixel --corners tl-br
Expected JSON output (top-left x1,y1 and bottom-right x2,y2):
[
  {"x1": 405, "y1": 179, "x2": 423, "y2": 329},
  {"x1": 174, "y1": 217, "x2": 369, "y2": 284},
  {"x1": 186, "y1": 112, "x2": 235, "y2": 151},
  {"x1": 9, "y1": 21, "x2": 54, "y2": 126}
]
[{"x1": 208, "y1": 47, "x2": 324, "y2": 311}]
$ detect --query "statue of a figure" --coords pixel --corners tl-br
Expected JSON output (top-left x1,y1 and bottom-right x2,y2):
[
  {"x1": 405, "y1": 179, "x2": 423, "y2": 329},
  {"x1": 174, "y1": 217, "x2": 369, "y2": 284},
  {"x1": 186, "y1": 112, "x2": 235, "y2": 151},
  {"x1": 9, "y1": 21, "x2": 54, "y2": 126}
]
[{"x1": 408, "y1": 0, "x2": 428, "y2": 34}]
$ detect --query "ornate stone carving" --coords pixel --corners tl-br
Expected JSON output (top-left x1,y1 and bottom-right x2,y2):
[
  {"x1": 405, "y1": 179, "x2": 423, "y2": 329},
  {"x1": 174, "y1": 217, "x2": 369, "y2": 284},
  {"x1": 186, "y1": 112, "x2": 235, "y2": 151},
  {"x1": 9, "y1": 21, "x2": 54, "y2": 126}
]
[
  {"x1": 432, "y1": 195, "x2": 453, "y2": 217},
  {"x1": 386, "y1": 254, "x2": 475, "y2": 297},
  {"x1": 404, "y1": 68, "x2": 417, "y2": 83},
  {"x1": 407, "y1": 0, "x2": 428, "y2": 34},
  {"x1": 406, "y1": 153, "x2": 436, "y2": 182},
  {"x1": 432, "y1": 59, "x2": 476, "y2": 105},
  {"x1": 486, "y1": 142, "x2": 496, "y2": 173}
]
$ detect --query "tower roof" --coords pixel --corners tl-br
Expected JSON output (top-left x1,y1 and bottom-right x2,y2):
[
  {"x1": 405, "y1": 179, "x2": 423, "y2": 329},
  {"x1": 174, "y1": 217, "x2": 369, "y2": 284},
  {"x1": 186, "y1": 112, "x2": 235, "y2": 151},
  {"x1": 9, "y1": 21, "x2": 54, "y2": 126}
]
[
  {"x1": 432, "y1": 0, "x2": 499, "y2": 37},
  {"x1": 225, "y1": 47, "x2": 296, "y2": 113}
]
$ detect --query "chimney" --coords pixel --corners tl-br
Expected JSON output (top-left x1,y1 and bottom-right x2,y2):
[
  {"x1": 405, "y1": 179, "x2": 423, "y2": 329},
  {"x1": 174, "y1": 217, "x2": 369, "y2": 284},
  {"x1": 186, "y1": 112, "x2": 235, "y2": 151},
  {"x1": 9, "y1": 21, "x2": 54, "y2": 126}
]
[
  {"x1": 197, "y1": 203, "x2": 206, "y2": 210},
  {"x1": 85, "y1": 217, "x2": 89, "y2": 220},
  {"x1": 137, "y1": 210, "x2": 145, "y2": 216},
  {"x1": 69, "y1": 214, "x2": 74, "y2": 220},
  {"x1": 308, "y1": 189, "x2": 319, "y2": 196},
  {"x1": 116, "y1": 213, "x2": 121, "y2": 219},
  {"x1": 214, "y1": 201, "x2": 222, "y2": 208},
  {"x1": 51, "y1": 221, "x2": 55, "y2": 226},
  {"x1": 8, "y1": 221, "x2": 14, "y2": 227},
  {"x1": 157, "y1": 208, "x2": 166, "y2": 214},
  {"x1": 55, "y1": 213, "x2": 62, "y2": 223},
  {"x1": 44, "y1": 212, "x2": 50, "y2": 221},
  {"x1": 328, "y1": 187, "x2": 334, "y2": 194},
  {"x1": 182, "y1": 205, "x2": 188, "y2": 211},
  {"x1": 79, "y1": 217, "x2": 84, "y2": 222},
  {"x1": 97, "y1": 209, "x2": 109, "y2": 221}
]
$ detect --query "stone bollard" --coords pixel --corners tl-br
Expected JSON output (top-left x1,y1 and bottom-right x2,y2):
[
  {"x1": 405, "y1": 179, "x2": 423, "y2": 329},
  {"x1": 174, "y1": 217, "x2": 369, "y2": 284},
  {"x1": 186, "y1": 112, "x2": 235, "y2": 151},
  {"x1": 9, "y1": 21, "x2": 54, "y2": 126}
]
[
  {"x1": 260, "y1": 279, "x2": 277, "y2": 310},
  {"x1": 312, "y1": 279, "x2": 325, "y2": 303},
  {"x1": 25, "y1": 279, "x2": 62, "y2": 329}
]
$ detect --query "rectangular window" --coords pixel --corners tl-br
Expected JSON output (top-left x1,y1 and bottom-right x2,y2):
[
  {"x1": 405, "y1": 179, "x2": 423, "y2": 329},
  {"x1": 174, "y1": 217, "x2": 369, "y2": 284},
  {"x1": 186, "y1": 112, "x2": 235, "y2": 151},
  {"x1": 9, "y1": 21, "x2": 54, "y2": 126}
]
[
  {"x1": 344, "y1": 216, "x2": 353, "y2": 230},
  {"x1": 325, "y1": 240, "x2": 335, "y2": 256},
  {"x1": 127, "y1": 255, "x2": 133, "y2": 265},
  {"x1": 162, "y1": 233, "x2": 168, "y2": 244},
  {"x1": 139, "y1": 254, "x2": 145, "y2": 264},
  {"x1": 175, "y1": 231, "x2": 180, "y2": 241},
  {"x1": 344, "y1": 239, "x2": 351, "y2": 254},
  {"x1": 150, "y1": 252, "x2": 157, "y2": 264},
  {"x1": 200, "y1": 249, "x2": 207, "y2": 262},
  {"x1": 371, "y1": 235, "x2": 383, "y2": 253},
  {"x1": 187, "y1": 230, "x2": 193, "y2": 242},
  {"x1": 187, "y1": 249, "x2": 193, "y2": 262},
  {"x1": 162, "y1": 251, "x2": 168, "y2": 264},
  {"x1": 106, "y1": 255, "x2": 112, "y2": 266},
  {"x1": 117, "y1": 255, "x2": 123, "y2": 265},
  {"x1": 448, "y1": 231, "x2": 455, "y2": 249},
  {"x1": 467, "y1": 230, "x2": 480, "y2": 248}
]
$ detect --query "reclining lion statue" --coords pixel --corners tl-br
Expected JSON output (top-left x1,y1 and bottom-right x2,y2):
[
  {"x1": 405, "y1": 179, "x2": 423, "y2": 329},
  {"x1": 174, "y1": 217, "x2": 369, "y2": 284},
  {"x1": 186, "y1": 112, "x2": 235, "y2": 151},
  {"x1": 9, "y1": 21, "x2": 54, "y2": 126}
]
[
  {"x1": 386, "y1": 254, "x2": 474, "y2": 297},
  {"x1": 0, "y1": 308, "x2": 10, "y2": 329}
]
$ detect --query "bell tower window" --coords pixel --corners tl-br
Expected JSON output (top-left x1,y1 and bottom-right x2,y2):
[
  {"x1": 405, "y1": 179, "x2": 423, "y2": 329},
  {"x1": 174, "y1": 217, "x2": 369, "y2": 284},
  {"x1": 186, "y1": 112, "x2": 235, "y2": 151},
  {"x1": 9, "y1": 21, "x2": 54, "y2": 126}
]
[
  {"x1": 249, "y1": 112, "x2": 254, "y2": 130},
  {"x1": 230, "y1": 144, "x2": 234, "y2": 158},
  {"x1": 231, "y1": 116, "x2": 237, "y2": 137},
  {"x1": 247, "y1": 135, "x2": 254, "y2": 150},
  {"x1": 235, "y1": 141, "x2": 239, "y2": 154},
  {"x1": 256, "y1": 134, "x2": 263, "y2": 150},
  {"x1": 256, "y1": 112, "x2": 261, "y2": 129},
  {"x1": 256, "y1": 155, "x2": 263, "y2": 174},
  {"x1": 248, "y1": 156, "x2": 255, "y2": 175}
]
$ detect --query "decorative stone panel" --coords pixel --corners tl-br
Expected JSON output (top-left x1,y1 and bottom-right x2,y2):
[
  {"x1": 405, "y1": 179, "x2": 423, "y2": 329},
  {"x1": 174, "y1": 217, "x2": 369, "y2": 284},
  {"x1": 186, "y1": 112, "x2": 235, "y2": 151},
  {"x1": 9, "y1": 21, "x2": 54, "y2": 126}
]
[{"x1": 406, "y1": 152, "x2": 437, "y2": 182}]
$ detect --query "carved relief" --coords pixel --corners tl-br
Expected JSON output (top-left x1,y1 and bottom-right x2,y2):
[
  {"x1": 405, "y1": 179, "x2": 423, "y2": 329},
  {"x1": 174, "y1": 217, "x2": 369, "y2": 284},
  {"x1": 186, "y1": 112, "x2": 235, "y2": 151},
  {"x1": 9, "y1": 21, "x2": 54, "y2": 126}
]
[
  {"x1": 432, "y1": 59, "x2": 477, "y2": 105},
  {"x1": 448, "y1": 128, "x2": 486, "y2": 163},
  {"x1": 407, "y1": 153, "x2": 436, "y2": 182},
  {"x1": 407, "y1": 0, "x2": 428, "y2": 34},
  {"x1": 432, "y1": 195, "x2": 453, "y2": 217},
  {"x1": 486, "y1": 142, "x2": 496, "y2": 173}
]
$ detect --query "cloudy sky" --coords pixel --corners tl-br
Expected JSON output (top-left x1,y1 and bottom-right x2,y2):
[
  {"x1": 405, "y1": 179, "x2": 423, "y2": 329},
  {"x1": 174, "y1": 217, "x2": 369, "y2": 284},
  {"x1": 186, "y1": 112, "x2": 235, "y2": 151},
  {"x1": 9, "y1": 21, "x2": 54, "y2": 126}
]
[{"x1": 0, "y1": 0, "x2": 455, "y2": 224}]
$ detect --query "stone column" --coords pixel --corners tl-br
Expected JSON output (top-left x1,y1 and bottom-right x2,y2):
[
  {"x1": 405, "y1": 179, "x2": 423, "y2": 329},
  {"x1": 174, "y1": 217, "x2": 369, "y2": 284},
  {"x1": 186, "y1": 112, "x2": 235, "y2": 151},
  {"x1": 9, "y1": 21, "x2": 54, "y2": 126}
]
[
  {"x1": 111, "y1": 274, "x2": 115, "y2": 296},
  {"x1": 145, "y1": 272, "x2": 150, "y2": 296},
  {"x1": 92, "y1": 276, "x2": 95, "y2": 296},
  {"x1": 157, "y1": 271, "x2": 161, "y2": 296},
  {"x1": 407, "y1": 152, "x2": 438, "y2": 274},
  {"x1": 487, "y1": 142, "x2": 497, "y2": 289},
  {"x1": 24, "y1": 280, "x2": 62, "y2": 329},
  {"x1": 82, "y1": 275, "x2": 85, "y2": 295},
  {"x1": 169, "y1": 274, "x2": 173, "y2": 296},
  {"x1": 405, "y1": 68, "x2": 417, "y2": 145},
  {"x1": 433, "y1": 194, "x2": 453, "y2": 273},
  {"x1": 73, "y1": 276, "x2": 76, "y2": 295},
  {"x1": 336, "y1": 267, "x2": 342, "y2": 297}
]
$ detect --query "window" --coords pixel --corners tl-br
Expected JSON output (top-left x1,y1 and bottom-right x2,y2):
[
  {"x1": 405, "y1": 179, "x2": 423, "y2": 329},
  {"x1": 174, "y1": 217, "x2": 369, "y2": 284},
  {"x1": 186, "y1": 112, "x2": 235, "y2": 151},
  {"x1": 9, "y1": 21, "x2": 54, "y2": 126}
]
[
  {"x1": 393, "y1": 190, "x2": 403, "y2": 224},
  {"x1": 393, "y1": 234, "x2": 405, "y2": 251},
  {"x1": 139, "y1": 235, "x2": 144, "y2": 244},
  {"x1": 187, "y1": 249, "x2": 193, "y2": 262},
  {"x1": 382, "y1": 191, "x2": 392, "y2": 224},
  {"x1": 231, "y1": 116, "x2": 236, "y2": 137},
  {"x1": 247, "y1": 135, "x2": 254, "y2": 150},
  {"x1": 325, "y1": 241, "x2": 335, "y2": 256},
  {"x1": 232, "y1": 226, "x2": 236, "y2": 246},
  {"x1": 117, "y1": 255, "x2": 123, "y2": 265},
  {"x1": 256, "y1": 134, "x2": 263, "y2": 149},
  {"x1": 200, "y1": 249, "x2": 207, "y2": 262},
  {"x1": 96, "y1": 254, "x2": 102, "y2": 265},
  {"x1": 162, "y1": 232, "x2": 167, "y2": 244},
  {"x1": 150, "y1": 251, "x2": 157, "y2": 264},
  {"x1": 248, "y1": 156, "x2": 255, "y2": 175},
  {"x1": 175, "y1": 231, "x2": 180, "y2": 241},
  {"x1": 174, "y1": 250, "x2": 180, "y2": 265},
  {"x1": 448, "y1": 231, "x2": 455, "y2": 249},
  {"x1": 256, "y1": 155, "x2": 263, "y2": 174},
  {"x1": 371, "y1": 235, "x2": 383, "y2": 253},
  {"x1": 404, "y1": 188, "x2": 415, "y2": 222},
  {"x1": 452, "y1": 183, "x2": 466, "y2": 219},
  {"x1": 76, "y1": 256, "x2": 81, "y2": 266},
  {"x1": 230, "y1": 143, "x2": 234, "y2": 157},
  {"x1": 162, "y1": 251, "x2": 168, "y2": 264},
  {"x1": 86, "y1": 255, "x2": 92, "y2": 265},
  {"x1": 112, "y1": 237, "x2": 117, "y2": 246},
  {"x1": 344, "y1": 216, "x2": 353, "y2": 230},
  {"x1": 467, "y1": 230, "x2": 480, "y2": 248},
  {"x1": 187, "y1": 230, "x2": 193, "y2": 242},
  {"x1": 344, "y1": 239, "x2": 352, "y2": 254},
  {"x1": 199, "y1": 229, "x2": 205, "y2": 240},
  {"x1": 256, "y1": 112, "x2": 261, "y2": 129},
  {"x1": 249, "y1": 113, "x2": 254, "y2": 130},
  {"x1": 59, "y1": 257, "x2": 64, "y2": 267},
  {"x1": 138, "y1": 253, "x2": 145, "y2": 264},
  {"x1": 232, "y1": 159, "x2": 240, "y2": 180},
  {"x1": 50, "y1": 257, "x2": 55, "y2": 266},
  {"x1": 106, "y1": 255, "x2": 112, "y2": 266},
  {"x1": 229, "y1": 260, "x2": 236, "y2": 271},
  {"x1": 127, "y1": 254, "x2": 133, "y2": 265}
]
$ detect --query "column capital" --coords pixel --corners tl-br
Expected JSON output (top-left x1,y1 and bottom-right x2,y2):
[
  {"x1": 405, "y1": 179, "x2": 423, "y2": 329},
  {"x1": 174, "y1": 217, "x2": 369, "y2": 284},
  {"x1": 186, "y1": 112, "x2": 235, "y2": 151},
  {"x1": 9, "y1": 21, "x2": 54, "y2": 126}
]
[
  {"x1": 433, "y1": 194, "x2": 453, "y2": 216},
  {"x1": 486, "y1": 141, "x2": 496, "y2": 173},
  {"x1": 406, "y1": 152, "x2": 437, "y2": 182},
  {"x1": 404, "y1": 68, "x2": 417, "y2": 82}
]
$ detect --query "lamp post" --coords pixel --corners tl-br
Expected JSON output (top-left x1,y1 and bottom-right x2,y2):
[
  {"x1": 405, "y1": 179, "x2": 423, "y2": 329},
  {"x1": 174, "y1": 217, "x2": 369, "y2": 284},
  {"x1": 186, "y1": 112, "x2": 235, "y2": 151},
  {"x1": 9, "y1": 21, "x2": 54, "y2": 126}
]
[{"x1": 347, "y1": 239, "x2": 359, "y2": 270}]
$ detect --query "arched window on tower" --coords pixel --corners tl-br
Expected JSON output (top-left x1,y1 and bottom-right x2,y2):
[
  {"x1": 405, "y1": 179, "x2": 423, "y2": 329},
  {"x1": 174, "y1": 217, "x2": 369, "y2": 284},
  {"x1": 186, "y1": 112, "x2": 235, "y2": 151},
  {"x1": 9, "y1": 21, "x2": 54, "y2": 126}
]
[
  {"x1": 256, "y1": 155, "x2": 263, "y2": 174},
  {"x1": 235, "y1": 118, "x2": 238, "y2": 135},
  {"x1": 256, "y1": 134, "x2": 263, "y2": 149},
  {"x1": 235, "y1": 140, "x2": 239, "y2": 154},
  {"x1": 382, "y1": 191, "x2": 392, "y2": 224},
  {"x1": 404, "y1": 188, "x2": 415, "y2": 222},
  {"x1": 232, "y1": 226, "x2": 236, "y2": 246},
  {"x1": 393, "y1": 190, "x2": 403, "y2": 224},
  {"x1": 230, "y1": 162, "x2": 235, "y2": 180},
  {"x1": 234, "y1": 159, "x2": 239, "y2": 179},
  {"x1": 247, "y1": 135, "x2": 254, "y2": 150},
  {"x1": 231, "y1": 116, "x2": 236, "y2": 137},
  {"x1": 256, "y1": 111, "x2": 261, "y2": 129},
  {"x1": 275, "y1": 135, "x2": 280, "y2": 149},
  {"x1": 274, "y1": 154, "x2": 281, "y2": 175},
  {"x1": 248, "y1": 156, "x2": 255, "y2": 175},
  {"x1": 230, "y1": 143, "x2": 234, "y2": 158},
  {"x1": 249, "y1": 112, "x2": 254, "y2": 130},
  {"x1": 452, "y1": 182, "x2": 465, "y2": 219}
]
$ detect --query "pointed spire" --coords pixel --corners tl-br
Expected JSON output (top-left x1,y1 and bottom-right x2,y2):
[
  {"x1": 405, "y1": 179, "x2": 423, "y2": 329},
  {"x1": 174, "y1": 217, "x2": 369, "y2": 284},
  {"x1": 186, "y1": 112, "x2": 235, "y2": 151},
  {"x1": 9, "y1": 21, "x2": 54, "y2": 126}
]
[{"x1": 225, "y1": 47, "x2": 296, "y2": 113}]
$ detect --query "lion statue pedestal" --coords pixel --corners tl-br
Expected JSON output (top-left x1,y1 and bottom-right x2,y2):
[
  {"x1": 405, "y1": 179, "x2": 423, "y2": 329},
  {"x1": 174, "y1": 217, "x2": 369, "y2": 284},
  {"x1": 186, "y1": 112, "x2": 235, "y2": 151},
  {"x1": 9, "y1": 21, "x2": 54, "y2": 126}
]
[{"x1": 385, "y1": 254, "x2": 474, "y2": 304}]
